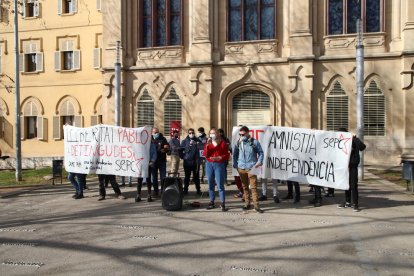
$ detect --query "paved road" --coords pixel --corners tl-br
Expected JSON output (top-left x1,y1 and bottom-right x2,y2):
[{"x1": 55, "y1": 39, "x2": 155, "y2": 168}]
[{"x1": 0, "y1": 172, "x2": 413, "y2": 275}]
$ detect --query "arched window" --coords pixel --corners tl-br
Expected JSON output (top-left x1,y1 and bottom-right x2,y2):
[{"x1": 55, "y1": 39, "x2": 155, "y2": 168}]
[
  {"x1": 232, "y1": 90, "x2": 271, "y2": 126},
  {"x1": 327, "y1": 0, "x2": 382, "y2": 35},
  {"x1": 140, "y1": 0, "x2": 182, "y2": 48},
  {"x1": 326, "y1": 81, "x2": 349, "y2": 131},
  {"x1": 163, "y1": 88, "x2": 181, "y2": 135},
  {"x1": 137, "y1": 89, "x2": 155, "y2": 127},
  {"x1": 228, "y1": 0, "x2": 275, "y2": 42},
  {"x1": 364, "y1": 80, "x2": 385, "y2": 136},
  {"x1": 53, "y1": 99, "x2": 82, "y2": 140}
]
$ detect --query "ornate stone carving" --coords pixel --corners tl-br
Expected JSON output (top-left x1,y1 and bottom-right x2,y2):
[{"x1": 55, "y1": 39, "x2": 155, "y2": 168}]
[
  {"x1": 224, "y1": 40, "x2": 278, "y2": 61},
  {"x1": 137, "y1": 46, "x2": 184, "y2": 64},
  {"x1": 324, "y1": 33, "x2": 386, "y2": 50},
  {"x1": 225, "y1": 45, "x2": 244, "y2": 55}
]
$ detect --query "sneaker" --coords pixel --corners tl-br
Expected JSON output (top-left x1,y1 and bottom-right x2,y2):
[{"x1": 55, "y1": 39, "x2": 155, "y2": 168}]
[
  {"x1": 120, "y1": 183, "x2": 126, "y2": 187},
  {"x1": 220, "y1": 204, "x2": 228, "y2": 212},
  {"x1": 147, "y1": 196, "x2": 152, "y2": 202},
  {"x1": 98, "y1": 195, "x2": 105, "y2": 201},
  {"x1": 72, "y1": 194, "x2": 78, "y2": 199},
  {"x1": 234, "y1": 192, "x2": 243, "y2": 198},
  {"x1": 314, "y1": 201, "x2": 322, "y2": 207},
  {"x1": 258, "y1": 195, "x2": 268, "y2": 201},
  {"x1": 242, "y1": 205, "x2": 251, "y2": 212},
  {"x1": 83, "y1": 186, "x2": 88, "y2": 190},
  {"x1": 116, "y1": 193, "x2": 127, "y2": 200},
  {"x1": 282, "y1": 195, "x2": 293, "y2": 200},
  {"x1": 293, "y1": 198, "x2": 300, "y2": 204},
  {"x1": 254, "y1": 207, "x2": 264, "y2": 213},
  {"x1": 206, "y1": 202, "x2": 215, "y2": 210},
  {"x1": 353, "y1": 205, "x2": 360, "y2": 212},
  {"x1": 196, "y1": 190, "x2": 202, "y2": 196},
  {"x1": 337, "y1": 202, "x2": 351, "y2": 208},
  {"x1": 75, "y1": 194, "x2": 84, "y2": 199},
  {"x1": 135, "y1": 196, "x2": 141, "y2": 202},
  {"x1": 273, "y1": 196, "x2": 280, "y2": 203}
]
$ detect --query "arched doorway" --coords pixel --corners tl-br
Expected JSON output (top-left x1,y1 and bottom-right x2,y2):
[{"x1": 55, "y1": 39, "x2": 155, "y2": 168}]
[{"x1": 232, "y1": 90, "x2": 271, "y2": 126}]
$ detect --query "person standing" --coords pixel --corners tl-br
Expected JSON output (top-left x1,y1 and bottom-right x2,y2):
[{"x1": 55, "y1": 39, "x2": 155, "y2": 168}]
[
  {"x1": 283, "y1": 181, "x2": 301, "y2": 204},
  {"x1": 233, "y1": 126, "x2": 265, "y2": 213},
  {"x1": 136, "y1": 136, "x2": 158, "y2": 202},
  {"x1": 338, "y1": 129, "x2": 366, "y2": 212},
  {"x1": 180, "y1": 128, "x2": 202, "y2": 195},
  {"x1": 68, "y1": 172, "x2": 85, "y2": 199},
  {"x1": 204, "y1": 127, "x2": 230, "y2": 211},
  {"x1": 97, "y1": 174, "x2": 127, "y2": 201},
  {"x1": 151, "y1": 127, "x2": 170, "y2": 197},
  {"x1": 197, "y1": 127, "x2": 207, "y2": 183},
  {"x1": 169, "y1": 129, "x2": 181, "y2": 174},
  {"x1": 259, "y1": 178, "x2": 280, "y2": 203},
  {"x1": 308, "y1": 185, "x2": 323, "y2": 207}
]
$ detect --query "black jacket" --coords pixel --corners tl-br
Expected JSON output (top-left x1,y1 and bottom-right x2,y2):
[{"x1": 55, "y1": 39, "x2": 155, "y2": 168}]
[
  {"x1": 349, "y1": 136, "x2": 366, "y2": 168},
  {"x1": 154, "y1": 133, "x2": 169, "y2": 163}
]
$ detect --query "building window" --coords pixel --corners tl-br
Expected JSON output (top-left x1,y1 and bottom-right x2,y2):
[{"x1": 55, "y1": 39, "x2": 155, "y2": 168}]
[
  {"x1": 26, "y1": 116, "x2": 37, "y2": 139},
  {"x1": 364, "y1": 80, "x2": 385, "y2": 136},
  {"x1": 327, "y1": 0, "x2": 382, "y2": 35},
  {"x1": 163, "y1": 88, "x2": 181, "y2": 135},
  {"x1": 55, "y1": 40, "x2": 80, "y2": 71},
  {"x1": 23, "y1": 0, "x2": 40, "y2": 18},
  {"x1": 19, "y1": 43, "x2": 43, "y2": 73},
  {"x1": 137, "y1": 89, "x2": 155, "y2": 127},
  {"x1": 228, "y1": 0, "x2": 275, "y2": 42},
  {"x1": 58, "y1": 0, "x2": 77, "y2": 15},
  {"x1": 232, "y1": 90, "x2": 271, "y2": 126},
  {"x1": 140, "y1": 0, "x2": 182, "y2": 48},
  {"x1": 326, "y1": 81, "x2": 349, "y2": 131},
  {"x1": 53, "y1": 100, "x2": 83, "y2": 140},
  {"x1": 21, "y1": 100, "x2": 47, "y2": 141}
]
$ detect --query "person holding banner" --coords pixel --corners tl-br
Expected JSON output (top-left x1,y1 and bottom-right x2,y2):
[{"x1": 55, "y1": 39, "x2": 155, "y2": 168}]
[
  {"x1": 338, "y1": 129, "x2": 366, "y2": 212},
  {"x1": 204, "y1": 127, "x2": 230, "y2": 211},
  {"x1": 283, "y1": 181, "x2": 301, "y2": 204},
  {"x1": 233, "y1": 126, "x2": 265, "y2": 213},
  {"x1": 97, "y1": 174, "x2": 127, "y2": 201},
  {"x1": 68, "y1": 172, "x2": 86, "y2": 199},
  {"x1": 136, "y1": 136, "x2": 158, "y2": 202},
  {"x1": 152, "y1": 127, "x2": 170, "y2": 197},
  {"x1": 180, "y1": 128, "x2": 202, "y2": 195}
]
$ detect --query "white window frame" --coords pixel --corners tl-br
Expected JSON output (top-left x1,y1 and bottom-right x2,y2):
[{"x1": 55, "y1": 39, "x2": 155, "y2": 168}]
[
  {"x1": 55, "y1": 40, "x2": 80, "y2": 72},
  {"x1": 22, "y1": 0, "x2": 40, "y2": 18},
  {"x1": 96, "y1": 0, "x2": 102, "y2": 11},
  {"x1": 93, "y1": 47, "x2": 101, "y2": 69},
  {"x1": 58, "y1": 0, "x2": 77, "y2": 15}
]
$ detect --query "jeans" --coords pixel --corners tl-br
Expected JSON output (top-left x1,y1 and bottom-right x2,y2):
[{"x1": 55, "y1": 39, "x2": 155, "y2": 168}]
[
  {"x1": 238, "y1": 169, "x2": 259, "y2": 207},
  {"x1": 183, "y1": 162, "x2": 200, "y2": 192},
  {"x1": 152, "y1": 161, "x2": 167, "y2": 194},
  {"x1": 121, "y1": 176, "x2": 132, "y2": 185},
  {"x1": 345, "y1": 167, "x2": 359, "y2": 205},
  {"x1": 98, "y1": 175, "x2": 121, "y2": 197},
  {"x1": 206, "y1": 161, "x2": 226, "y2": 203},
  {"x1": 68, "y1": 173, "x2": 83, "y2": 196}
]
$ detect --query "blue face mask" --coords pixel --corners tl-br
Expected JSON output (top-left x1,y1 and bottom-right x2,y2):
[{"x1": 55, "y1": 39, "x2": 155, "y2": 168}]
[
  {"x1": 242, "y1": 136, "x2": 248, "y2": 142},
  {"x1": 154, "y1": 133, "x2": 159, "y2": 139}
]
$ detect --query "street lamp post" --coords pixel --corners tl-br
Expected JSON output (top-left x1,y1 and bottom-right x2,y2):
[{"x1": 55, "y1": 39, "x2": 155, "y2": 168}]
[
  {"x1": 114, "y1": 41, "x2": 121, "y2": 127},
  {"x1": 13, "y1": 0, "x2": 22, "y2": 181},
  {"x1": 356, "y1": 19, "x2": 364, "y2": 180}
]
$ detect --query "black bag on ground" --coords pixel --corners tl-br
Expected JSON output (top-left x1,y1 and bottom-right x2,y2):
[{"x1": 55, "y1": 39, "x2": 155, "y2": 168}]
[{"x1": 161, "y1": 173, "x2": 183, "y2": 211}]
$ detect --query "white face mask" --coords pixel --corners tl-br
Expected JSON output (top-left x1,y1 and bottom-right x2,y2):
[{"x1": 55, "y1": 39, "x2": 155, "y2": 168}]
[
  {"x1": 189, "y1": 134, "x2": 194, "y2": 139},
  {"x1": 198, "y1": 132, "x2": 203, "y2": 137},
  {"x1": 209, "y1": 134, "x2": 216, "y2": 140}
]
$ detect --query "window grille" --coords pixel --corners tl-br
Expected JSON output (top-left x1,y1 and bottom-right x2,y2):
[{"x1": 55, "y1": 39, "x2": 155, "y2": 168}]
[
  {"x1": 137, "y1": 89, "x2": 155, "y2": 127},
  {"x1": 364, "y1": 80, "x2": 385, "y2": 136},
  {"x1": 163, "y1": 88, "x2": 181, "y2": 135},
  {"x1": 326, "y1": 81, "x2": 349, "y2": 131},
  {"x1": 232, "y1": 90, "x2": 270, "y2": 110}
]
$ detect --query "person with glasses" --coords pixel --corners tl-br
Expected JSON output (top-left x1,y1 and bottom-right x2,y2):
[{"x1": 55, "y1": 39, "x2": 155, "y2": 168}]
[
  {"x1": 233, "y1": 126, "x2": 265, "y2": 213},
  {"x1": 180, "y1": 128, "x2": 202, "y2": 195},
  {"x1": 204, "y1": 127, "x2": 230, "y2": 211}
]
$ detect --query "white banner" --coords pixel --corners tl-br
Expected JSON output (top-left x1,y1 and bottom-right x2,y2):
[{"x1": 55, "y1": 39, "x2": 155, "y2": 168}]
[
  {"x1": 231, "y1": 126, "x2": 353, "y2": 190},
  {"x1": 64, "y1": 125, "x2": 152, "y2": 178}
]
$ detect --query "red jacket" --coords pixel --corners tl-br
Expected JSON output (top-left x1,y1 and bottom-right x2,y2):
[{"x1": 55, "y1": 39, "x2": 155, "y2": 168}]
[{"x1": 204, "y1": 140, "x2": 230, "y2": 163}]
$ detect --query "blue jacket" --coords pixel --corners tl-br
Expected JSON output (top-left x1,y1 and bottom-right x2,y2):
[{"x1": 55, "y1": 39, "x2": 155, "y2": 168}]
[
  {"x1": 233, "y1": 137, "x2": 264, "y2": 170},
  {"x1": 180, "y1": 136, "x2": 201, "y2": 165}
]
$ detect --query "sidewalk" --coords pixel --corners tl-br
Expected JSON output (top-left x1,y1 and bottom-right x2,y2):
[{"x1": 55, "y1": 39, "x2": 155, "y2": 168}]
[{"x1": 0, "y1": 170, "x2": 413, "y2": 275}]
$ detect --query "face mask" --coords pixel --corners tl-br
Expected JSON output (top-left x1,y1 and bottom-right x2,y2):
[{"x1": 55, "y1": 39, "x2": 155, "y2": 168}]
[
  {"x1": 153, "y1": 133, "x2": 159, "y2": 139},
  {"x1": 189, "y1": 134, "x2": 195, "y2": 139},
  {"x1": 198, "y1": 132, "x2": 203, "y2": 137},
  {"x1": 210, "y1": 134, "x2": 216, "y2": 140},
  {"x1": 242, "y1": 136, "x2": 248, "y2": 142}
]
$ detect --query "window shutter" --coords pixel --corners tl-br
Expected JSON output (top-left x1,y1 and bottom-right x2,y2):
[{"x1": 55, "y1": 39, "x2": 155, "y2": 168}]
[
  {"x1": 326, "y1": 82, "x2": 349, "y2": 131},
  {"x1": 19, "y1": 54, "x2": 25, "y2": 72},
  {"x1": 36, "y1": 52, "x2": 43, "y2": 72},
  {"x1": 74, "y1": 115, "x2": 83, "y2": 127},
  {"x1": 53, "y1": 116, "x2": 62, "y2": 140},
  {"x1": 96, "y1": 0, "x2": 101, "y2": 11},
  {"x1": 0, "y1": 116, "x2": 4, "y2": 139},
  {"x1": 54, "y1": 51, "x2": 61, "y2": 71},
  {"x1": 90, "y1": 115, "x2": 99, "y2": 126},
  {"x1": 93, "y1": 48, "x2": 101, "y2": 69},
  {"x1": 22, "y1": 0, "x2": 26, "y2": 18},
  {"x1": 73, "y1": 50, "x2": 80, "y2": 70},
  {"x1": 20, "y1": 116, "x2": 26, "y2": 140},
  {"x1": 57, "y1": 0, "x2": 62, "y2": 15},
  {"x1": 36, "y1": 116, "x2": 47, "y2": 141},
  {"x1": 0, "y1": 55, "x2": 2, "y2": 75},
  {"x1": 34, "y1": 1, "x2": 40, "y2": 17},
  {"x1": 71, "y1": 0, "x2": 77, "y2": 13}
]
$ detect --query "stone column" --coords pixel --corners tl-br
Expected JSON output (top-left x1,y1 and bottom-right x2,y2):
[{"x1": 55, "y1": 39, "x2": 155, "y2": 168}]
[{"x1": 190, "y1": 0, "x2": 212, "y2": 62}]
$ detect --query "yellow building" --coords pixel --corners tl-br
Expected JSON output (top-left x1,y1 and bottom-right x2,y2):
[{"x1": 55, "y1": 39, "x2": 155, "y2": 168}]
[
  {"x1": 0, "y1": 0, "x2": 103, "y2": 167},
  {"x1": 1, "y1": 0, "x2": 414, "y2": 168}
]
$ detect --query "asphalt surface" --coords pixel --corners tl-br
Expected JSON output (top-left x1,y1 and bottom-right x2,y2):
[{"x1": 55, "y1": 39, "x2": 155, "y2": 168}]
[{"x1": 0, "y1": 172, "x2": 413, "y2": 276}]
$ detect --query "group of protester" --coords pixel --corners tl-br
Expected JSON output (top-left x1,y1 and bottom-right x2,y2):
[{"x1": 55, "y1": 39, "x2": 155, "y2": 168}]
[{"x1": 67, "y1": 125, "x2": 366, "y2": 213}]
